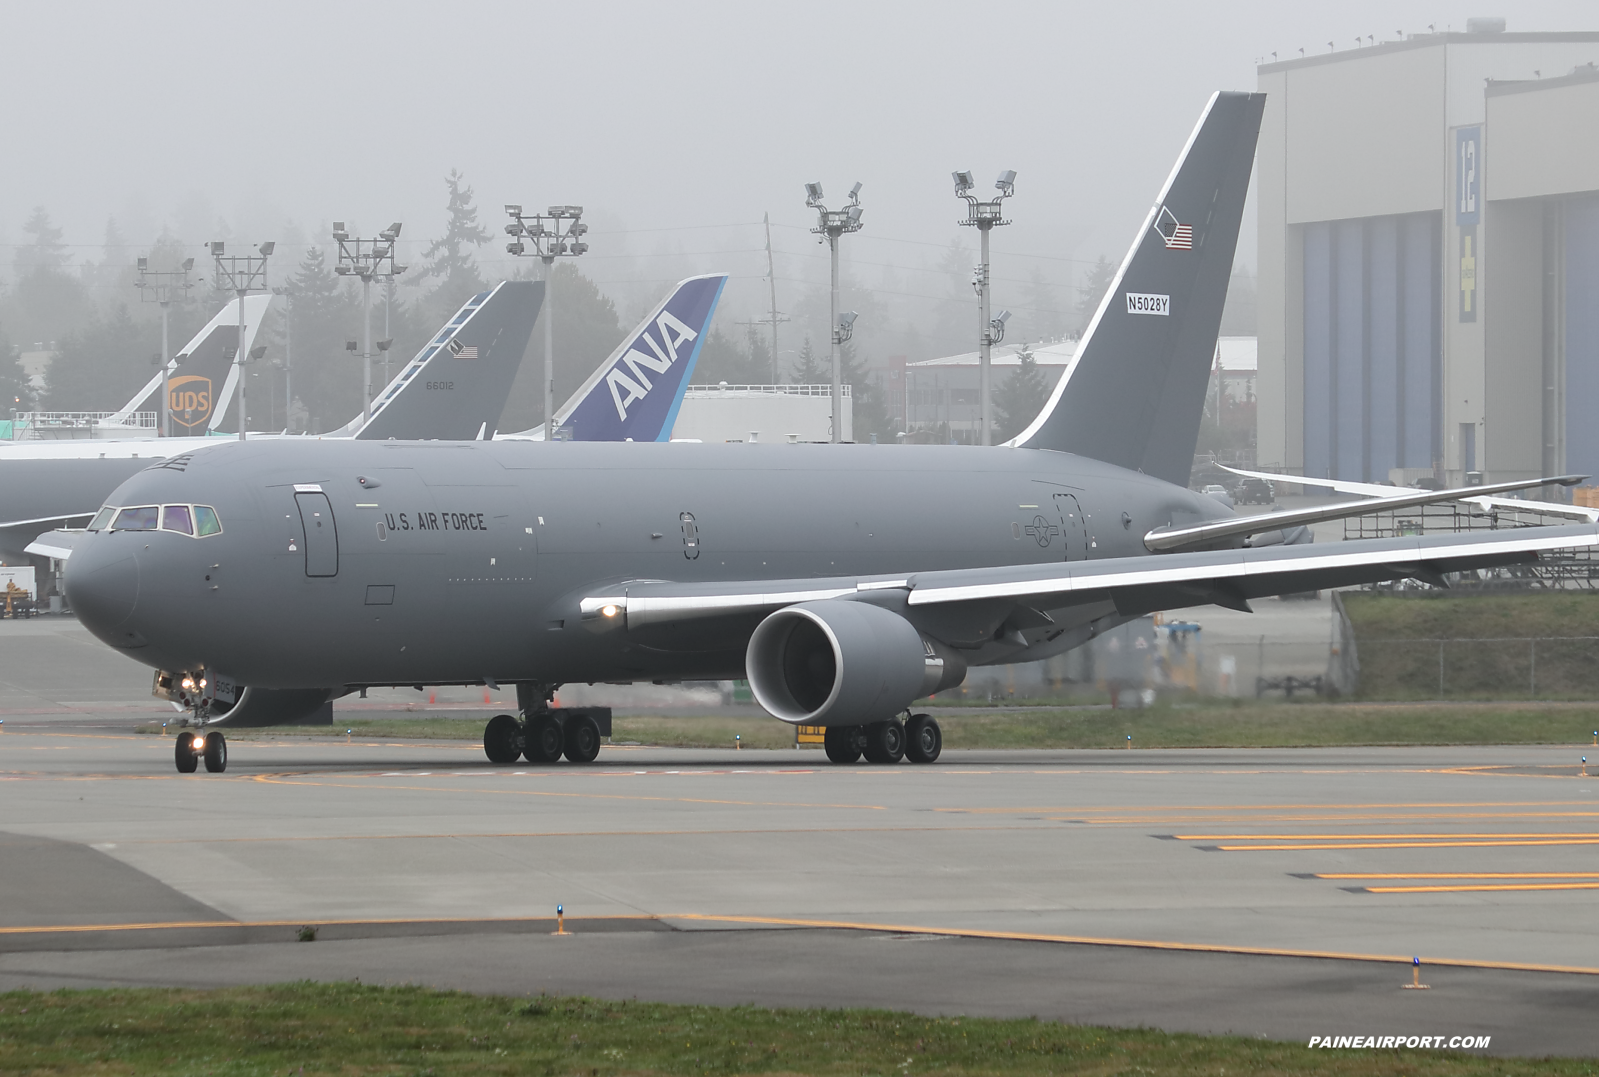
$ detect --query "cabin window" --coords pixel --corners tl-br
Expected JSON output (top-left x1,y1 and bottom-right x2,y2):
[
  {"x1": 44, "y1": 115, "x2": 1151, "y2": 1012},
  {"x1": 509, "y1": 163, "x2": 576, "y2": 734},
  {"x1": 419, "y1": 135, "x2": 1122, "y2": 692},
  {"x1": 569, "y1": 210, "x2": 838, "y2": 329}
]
[
  {"x1": 194, "y1": 505, "x2": 223, "y2": 537},
  {"x1": 112, "y1": 506, "x2": 159, "y2": 531},
  {"x1": 88, "y1": 507, "x2": 114, "y2": 531},
  {"x1": 161, "y1": 505, "x2": 194, "y2": 535}
]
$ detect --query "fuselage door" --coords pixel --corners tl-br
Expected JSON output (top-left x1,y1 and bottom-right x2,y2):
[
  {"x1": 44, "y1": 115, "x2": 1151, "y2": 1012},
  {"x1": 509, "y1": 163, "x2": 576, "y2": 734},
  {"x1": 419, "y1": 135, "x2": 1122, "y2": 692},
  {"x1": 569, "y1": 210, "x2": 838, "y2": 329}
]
[
  {"x1": 294, "y1": 492, "x2": 339, "y2": 577},
  {"x1": 1054, "y1": 492, "x2": 1088, "y2": 562}
]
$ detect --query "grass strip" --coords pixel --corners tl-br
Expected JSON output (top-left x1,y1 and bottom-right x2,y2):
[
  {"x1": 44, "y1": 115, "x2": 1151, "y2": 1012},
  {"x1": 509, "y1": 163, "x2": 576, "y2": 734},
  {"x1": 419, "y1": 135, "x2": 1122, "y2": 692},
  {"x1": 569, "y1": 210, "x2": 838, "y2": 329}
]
[
  {"x1": 136, "y1": 702, "x2": 1599, "y2": 751},
  {"x1": 0, "y1": 983, "x2": 1580, "y2": 1075}
]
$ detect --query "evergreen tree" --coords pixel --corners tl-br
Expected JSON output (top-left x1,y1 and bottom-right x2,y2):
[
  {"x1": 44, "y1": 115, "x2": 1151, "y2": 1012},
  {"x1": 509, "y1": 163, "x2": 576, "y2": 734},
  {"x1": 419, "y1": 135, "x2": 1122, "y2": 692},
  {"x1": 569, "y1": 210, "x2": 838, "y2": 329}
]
[
  {"x1": 692, "y1": 323, "x2": 770, "y2": 386},
  {"x1": 1075, "y1": 255, "x2": 1116, "y2": 335},
  {"x1": 993, "y1": 343, "x2": 1048, "y2": 442},
  {"x1": 791, "y1": 337, "x2": 826, "y2": 384},
  {"x1": 42, "y1": 306, "x2": 156, "y2": 411},
  {"x1": 0, "y1": 322, "x2": 32, "y2": 413},
  {"x1": 281, "y1": 246, "x2": 362, "y2": 433},
  {"x1": 417, "y1": 170, "x2": 490, "y2": 322},
  {"x1": 14, "y1": 207, "x2": 67, "y2": 274}
]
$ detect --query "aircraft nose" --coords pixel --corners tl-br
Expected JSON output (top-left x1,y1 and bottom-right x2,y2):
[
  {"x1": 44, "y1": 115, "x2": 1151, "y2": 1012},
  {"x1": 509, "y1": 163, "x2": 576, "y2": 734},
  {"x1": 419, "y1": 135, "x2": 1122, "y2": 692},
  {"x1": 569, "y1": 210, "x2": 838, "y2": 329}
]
[{"x1": 65, "y1": 537, "x2": 141, "y2": 644}]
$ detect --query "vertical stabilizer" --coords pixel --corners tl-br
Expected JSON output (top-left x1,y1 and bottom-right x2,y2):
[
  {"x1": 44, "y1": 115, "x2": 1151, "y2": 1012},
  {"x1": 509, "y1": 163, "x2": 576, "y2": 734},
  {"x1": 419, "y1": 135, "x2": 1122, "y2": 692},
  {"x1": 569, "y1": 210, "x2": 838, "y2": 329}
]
[
  {"x1": 1011, "y1": 92, "x2": 1264, "y2": 486},
  {"x1": 108, "y1": 295, "x2": 274, "y2": 433},
  {"x1": 353, "y1": 280, "x2": 543, "y2": 441},
  {"x1": 555, "y1": 273, "x2": 727, "y2": 441}
]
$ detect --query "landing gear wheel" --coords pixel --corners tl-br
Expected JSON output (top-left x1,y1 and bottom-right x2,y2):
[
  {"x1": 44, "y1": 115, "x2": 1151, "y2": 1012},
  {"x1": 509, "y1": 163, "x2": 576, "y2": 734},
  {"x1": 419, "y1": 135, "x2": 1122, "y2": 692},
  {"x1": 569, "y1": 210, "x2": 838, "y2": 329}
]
[
  {"x1": 174, "y1": 732, "x2": 199, "y2": 773},
  {"x1": 524, "y1": 713, "x2": 564, "y2": 763},
  {"x1": 861, "y1": 719, "x2": 906, "y2": 764},
  {"x1": 823, "y1": 725, "x2": 864, "y2": 764},
  {"x1": 563, "y1": 713, "x2": 602, "y2": 764},
  {"x1": 904, "y1": 714, "x2": 941, "y2": 764},
  {"x1": 202, "y1": 730, "x2": 228, "y2": 773},
  {"x1": 483, "y1": 713, "x2": 523, "y2": 764}
]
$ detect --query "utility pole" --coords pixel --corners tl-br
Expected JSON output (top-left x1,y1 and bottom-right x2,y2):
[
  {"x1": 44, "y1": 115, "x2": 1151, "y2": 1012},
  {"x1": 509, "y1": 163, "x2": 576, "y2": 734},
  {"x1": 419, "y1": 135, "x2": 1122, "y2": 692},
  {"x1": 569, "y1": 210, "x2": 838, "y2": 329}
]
[
  {"x1": 333, "y1": 223, "x2": 406, "y2": 426},
  {"x1": 504, "y1": 205, "x2": 589, "y2": 440},
  {"x1": 954, "y1": 169, "x2": 1016, "y2": 445},
  {"x1": 208, "y1": 240, "x2": 273, "y2": 441},
  {"x1": 805, "y1": 182, "x2": 864, "y2": 442},
  {"x1": 763, "y1": 213, "x2": 788, "y2": 383},
  {"x1": 135, "y1": 255, "x2": 196, "y2": 436}
]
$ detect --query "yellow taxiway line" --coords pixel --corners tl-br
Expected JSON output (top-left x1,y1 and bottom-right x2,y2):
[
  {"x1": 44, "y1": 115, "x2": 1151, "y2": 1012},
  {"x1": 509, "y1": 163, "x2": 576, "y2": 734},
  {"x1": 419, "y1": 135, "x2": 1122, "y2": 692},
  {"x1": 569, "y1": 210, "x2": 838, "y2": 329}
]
[{"x1": 664, "y1": 913, "x2": 1599, "y2": 976}]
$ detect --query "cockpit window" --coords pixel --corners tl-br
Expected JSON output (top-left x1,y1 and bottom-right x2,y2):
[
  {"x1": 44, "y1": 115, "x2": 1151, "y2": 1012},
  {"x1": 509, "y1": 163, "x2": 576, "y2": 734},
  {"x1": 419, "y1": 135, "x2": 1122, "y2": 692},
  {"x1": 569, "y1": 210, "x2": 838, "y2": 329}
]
[
  {"x1": 194, "y1": 505, "x2": 222, "y2": 537},
  {"x1": 88, "y1": 507, "x2": 114, "y2": 531},
  {"x1": 112, "y1": 506, "x2": 159, "y2": 531},
  {"x1": 162, "y1": 505, "x2": 194, "y2": 535}
]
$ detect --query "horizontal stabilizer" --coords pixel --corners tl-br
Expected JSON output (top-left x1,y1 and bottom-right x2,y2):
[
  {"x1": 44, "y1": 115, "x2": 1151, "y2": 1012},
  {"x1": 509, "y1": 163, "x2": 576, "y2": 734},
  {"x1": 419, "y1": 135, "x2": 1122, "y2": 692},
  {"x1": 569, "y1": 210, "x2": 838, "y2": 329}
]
[
  {"x1": 1145, "y1": 474, "x2": 1586, "y2": 552},
  {"x1": 1221, "y1": 464, "x2": 1599, "y2": 523}
]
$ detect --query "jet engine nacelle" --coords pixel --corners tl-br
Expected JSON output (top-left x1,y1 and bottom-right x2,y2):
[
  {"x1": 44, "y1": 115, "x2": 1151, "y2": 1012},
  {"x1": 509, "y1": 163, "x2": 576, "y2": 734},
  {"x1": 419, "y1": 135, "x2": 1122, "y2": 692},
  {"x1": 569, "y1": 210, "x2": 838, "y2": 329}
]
[{"x1": 745, "y1": 600, "x2": 965, "y2": 727}]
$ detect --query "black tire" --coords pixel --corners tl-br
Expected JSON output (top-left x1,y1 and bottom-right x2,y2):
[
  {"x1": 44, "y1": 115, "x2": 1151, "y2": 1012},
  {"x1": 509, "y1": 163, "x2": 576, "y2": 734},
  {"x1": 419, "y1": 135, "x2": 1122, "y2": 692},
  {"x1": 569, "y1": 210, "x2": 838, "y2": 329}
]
[
  {"x1": 823, "y1": 725, "x2": 863, "y2": 764},
  {"x1": 483, "y1": 713, "x2": 523, "y2": 764},
  {"x1": 174, "y1": 732, "x2": 199, "y2": 773},
  {"x1": 524, "y1": 713, "x2": 564, "y2": 763},
  {"x1": 203, "y1": 730, "x2": 228, "y2": 773},
  {"x1": 563, "y1": 714, "x2": 602, "y2": 763},
  {"x1": 861, "y1": 719, "x2": 906, "y2": 764},
  {"x1": 904, "y1": 714, "x2": 941, "y2": 764}
]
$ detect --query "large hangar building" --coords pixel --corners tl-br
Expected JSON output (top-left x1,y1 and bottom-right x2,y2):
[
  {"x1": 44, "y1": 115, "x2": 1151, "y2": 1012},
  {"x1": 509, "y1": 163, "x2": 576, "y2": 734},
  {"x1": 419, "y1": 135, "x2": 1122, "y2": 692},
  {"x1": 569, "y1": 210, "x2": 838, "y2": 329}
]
[{"x1": 1256, "y1": 23, "x2": 1599, "y2": 487}]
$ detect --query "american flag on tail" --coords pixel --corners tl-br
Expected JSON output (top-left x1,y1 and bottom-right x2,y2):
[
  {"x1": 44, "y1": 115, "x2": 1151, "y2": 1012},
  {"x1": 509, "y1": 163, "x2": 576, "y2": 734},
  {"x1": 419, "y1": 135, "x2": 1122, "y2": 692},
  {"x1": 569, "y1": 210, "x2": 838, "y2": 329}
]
[
  {"x1": 1154, "y1": 205, "x2": 1193, "y2": 250},
  {"x1": 448, "y1": 338, "x2": 478, "y2": 359}
]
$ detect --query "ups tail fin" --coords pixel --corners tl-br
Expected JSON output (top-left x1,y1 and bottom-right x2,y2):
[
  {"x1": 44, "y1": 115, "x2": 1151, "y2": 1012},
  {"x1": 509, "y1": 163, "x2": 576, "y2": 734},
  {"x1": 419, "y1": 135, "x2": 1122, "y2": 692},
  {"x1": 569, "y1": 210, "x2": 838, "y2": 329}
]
[
  {"x1": 553, "y1": 273, "x2": 727, "y2": 441},
  {"x1": 111, "y1": 294, "x2": 273, "y2": 434},
  {"x1": 353, "y1": 280, "x2": 543, "y2": 441},
  {"x1": 1011, "y1": 91, "x2": 1264, "y2": 486}
]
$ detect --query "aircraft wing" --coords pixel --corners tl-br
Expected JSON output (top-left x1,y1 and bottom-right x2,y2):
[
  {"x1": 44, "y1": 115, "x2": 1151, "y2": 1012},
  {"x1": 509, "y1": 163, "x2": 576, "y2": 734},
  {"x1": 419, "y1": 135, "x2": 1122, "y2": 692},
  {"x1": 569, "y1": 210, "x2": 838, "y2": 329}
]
[
  {"x1": 1221, "y1": 464, "x2": 1599, "y2": 523},
  {"x1": 581, "y1": 524, "x2": 1598, "y2": 639},
  {"x1": 1144, "y1": 474, "x2": 1585, "y2": 552}
]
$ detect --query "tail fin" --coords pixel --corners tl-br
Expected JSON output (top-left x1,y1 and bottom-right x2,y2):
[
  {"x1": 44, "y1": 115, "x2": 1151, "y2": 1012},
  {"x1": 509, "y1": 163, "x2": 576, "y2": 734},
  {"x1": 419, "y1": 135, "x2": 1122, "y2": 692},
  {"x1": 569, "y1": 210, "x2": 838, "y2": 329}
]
[
  {"x1": 553, "y1": 273, "x2": 727, "y2": 441},
  {"x1": 110, "y1": 294, "x2": 274, "y2": 434},
  {"x1": 1012, "y1": 91, "x2": 1264, "y2": 486},
  {"x1": 353, "y1": 280, "x2": 543, "y2": 441}
]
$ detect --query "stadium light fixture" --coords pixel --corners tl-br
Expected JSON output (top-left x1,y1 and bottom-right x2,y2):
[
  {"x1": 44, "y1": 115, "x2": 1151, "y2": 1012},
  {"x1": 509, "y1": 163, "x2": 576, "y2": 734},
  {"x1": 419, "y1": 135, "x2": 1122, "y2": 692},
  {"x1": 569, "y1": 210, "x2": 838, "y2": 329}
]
[
  {"x1": 955, "y1": 167, "x2": 1016, "y2": 445},
  {"x1": 210, "y1": 240, "x2": 271, "y2": 441},
  {"x1": 332, "y1": 221, "x2": 406, "y2": 424},
  {"x1": 808, "y1": 180, "x2": 866, "y2": 443},
  {"x1": 504, "y1": 202, "x2": 590, "y2": 440}
]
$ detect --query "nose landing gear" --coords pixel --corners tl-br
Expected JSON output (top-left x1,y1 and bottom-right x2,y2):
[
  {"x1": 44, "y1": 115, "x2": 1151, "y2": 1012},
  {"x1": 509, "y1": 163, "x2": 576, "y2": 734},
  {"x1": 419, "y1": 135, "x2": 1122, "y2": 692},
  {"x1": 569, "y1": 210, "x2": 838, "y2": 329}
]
[{"x1": 174, "y1": 729, "x2": 227, "y2": 774}]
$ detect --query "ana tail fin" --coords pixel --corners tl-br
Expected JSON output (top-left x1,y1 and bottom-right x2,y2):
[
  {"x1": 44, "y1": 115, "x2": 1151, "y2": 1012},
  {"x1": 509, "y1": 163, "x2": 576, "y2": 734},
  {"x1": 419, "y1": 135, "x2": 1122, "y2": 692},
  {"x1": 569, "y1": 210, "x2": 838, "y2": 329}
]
[
  {"x1": 555, "y1": 273, "x2": 727, "y2": 441},
  {"x1": 353, "y1": 280, "x2": 543, "y2": 441},
  {"x1": 1011, "y1": 91, "x2": 1264, "y2": 486}
]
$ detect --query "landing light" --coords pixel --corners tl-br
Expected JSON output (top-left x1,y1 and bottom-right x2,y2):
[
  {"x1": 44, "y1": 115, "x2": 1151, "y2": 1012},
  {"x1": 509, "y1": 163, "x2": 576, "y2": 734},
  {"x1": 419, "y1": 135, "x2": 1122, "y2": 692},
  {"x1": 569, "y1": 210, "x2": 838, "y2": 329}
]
[
  {"x1": 600, "y1": 604, "x2": 620, "y2": 619},
  {"x1": 193, "y1": 734, "x2": 205, "y2": 748}
]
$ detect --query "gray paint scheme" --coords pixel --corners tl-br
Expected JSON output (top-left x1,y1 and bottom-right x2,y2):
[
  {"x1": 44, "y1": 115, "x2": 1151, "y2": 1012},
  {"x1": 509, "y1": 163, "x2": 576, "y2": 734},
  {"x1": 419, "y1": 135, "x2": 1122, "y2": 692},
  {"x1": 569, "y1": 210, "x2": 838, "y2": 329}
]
[{"x1": 60, "y1": 91, "x2": 1599, "y2": 740}]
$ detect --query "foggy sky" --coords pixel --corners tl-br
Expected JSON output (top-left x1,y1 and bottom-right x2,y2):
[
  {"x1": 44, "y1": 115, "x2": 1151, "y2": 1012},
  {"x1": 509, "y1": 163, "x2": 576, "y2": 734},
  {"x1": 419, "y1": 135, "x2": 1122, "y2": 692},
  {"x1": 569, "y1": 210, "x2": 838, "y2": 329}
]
[{"x1": 4, "y1": 0, "x2": 1597, "y2": 339}]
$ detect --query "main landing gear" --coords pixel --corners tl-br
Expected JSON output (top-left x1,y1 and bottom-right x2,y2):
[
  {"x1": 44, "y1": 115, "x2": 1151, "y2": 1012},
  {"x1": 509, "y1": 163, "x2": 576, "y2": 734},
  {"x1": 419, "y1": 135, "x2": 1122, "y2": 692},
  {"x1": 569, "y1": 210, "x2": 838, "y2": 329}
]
[
  {"x1": 174, "y1": 729, "x2": 227, "y2": 774},
  {"x1": 483, "y1": 708, "x2": 606, "y2": 765},
  {"x1": 823, "y1": 713, "x2": 941, "y2": 765}
]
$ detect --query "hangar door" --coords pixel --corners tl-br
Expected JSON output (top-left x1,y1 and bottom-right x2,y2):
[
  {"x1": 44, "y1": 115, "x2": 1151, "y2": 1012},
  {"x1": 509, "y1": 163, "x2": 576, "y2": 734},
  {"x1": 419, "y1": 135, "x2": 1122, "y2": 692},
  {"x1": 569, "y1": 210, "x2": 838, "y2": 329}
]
[
  {"x1": 1302, "y1": 211, "x2": 1440, "y2": 481},
  {"x1": 294, "y1": 492, "x2": 339, "y2": 577}
]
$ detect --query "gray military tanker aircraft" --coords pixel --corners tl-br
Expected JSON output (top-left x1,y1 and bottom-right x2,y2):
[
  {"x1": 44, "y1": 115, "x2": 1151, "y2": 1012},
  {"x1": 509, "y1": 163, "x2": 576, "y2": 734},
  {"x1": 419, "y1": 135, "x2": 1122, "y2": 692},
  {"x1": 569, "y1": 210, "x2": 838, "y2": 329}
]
[{"x1": 63, "y1": 91, "x2": 1599, "y2": 774}]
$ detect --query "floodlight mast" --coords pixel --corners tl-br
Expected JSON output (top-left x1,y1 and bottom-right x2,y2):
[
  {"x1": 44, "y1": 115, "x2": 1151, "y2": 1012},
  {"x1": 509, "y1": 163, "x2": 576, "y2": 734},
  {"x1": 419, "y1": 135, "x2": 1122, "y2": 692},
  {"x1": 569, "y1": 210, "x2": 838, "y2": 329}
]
[
  {"x1": 807, "y1": 181, "x2": 864, "y2": 443},
  {"x1": 271, "y1": 285, "x2": 296, "y2": 433},
  {"x1": 134, "y1": 255, "x2": 197, "y2": 436},
  {"x1": 955, "y1": 169, "x2": 1015, "y2": 445},
  {"x1": 504, "y1": 204, "x2": 589, "y2": 440},
  {"x1": 209, "y1": 241, "x2": 272, "y2": 441},
  {"x1": 332, "y1": 223, "x2": 406, "y2": 426}
]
